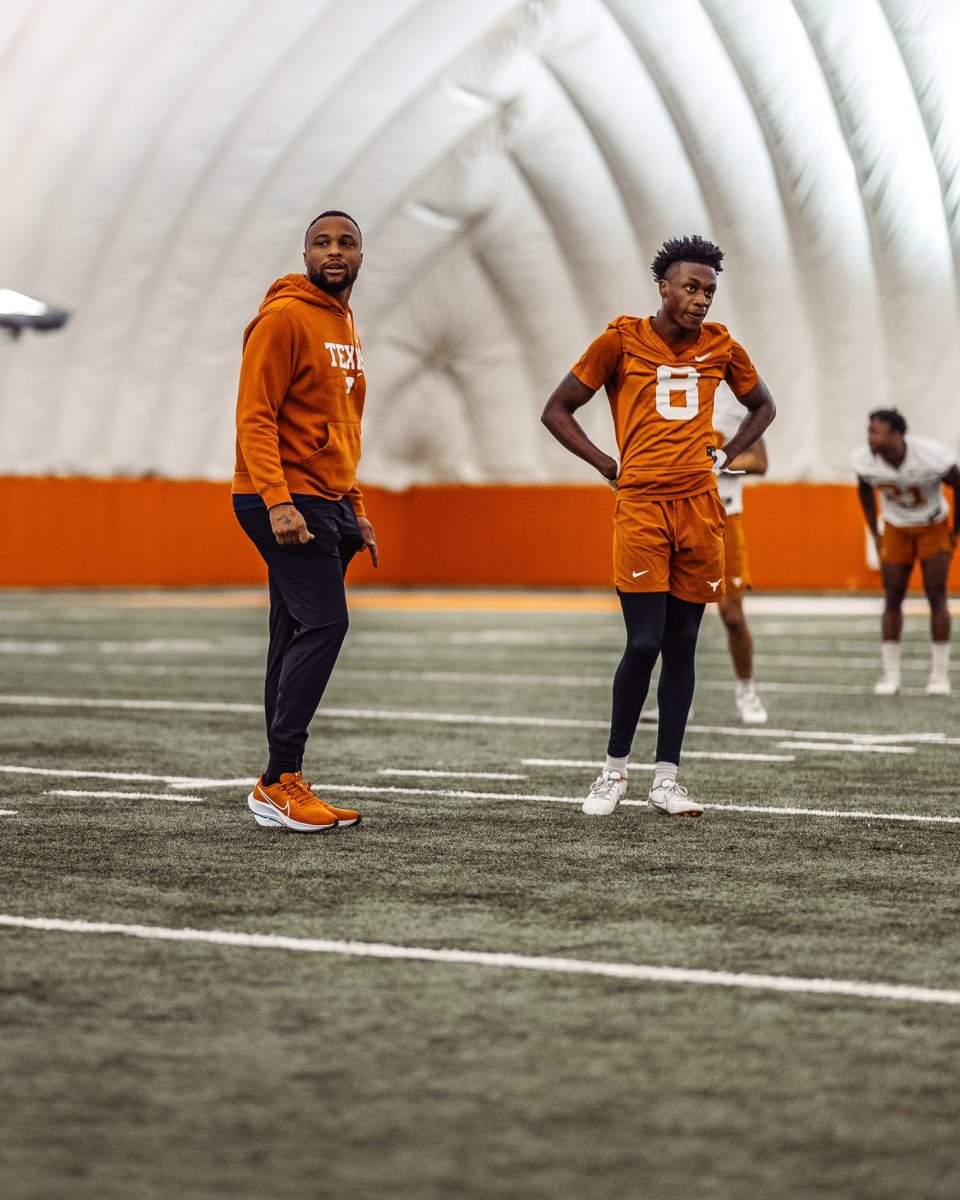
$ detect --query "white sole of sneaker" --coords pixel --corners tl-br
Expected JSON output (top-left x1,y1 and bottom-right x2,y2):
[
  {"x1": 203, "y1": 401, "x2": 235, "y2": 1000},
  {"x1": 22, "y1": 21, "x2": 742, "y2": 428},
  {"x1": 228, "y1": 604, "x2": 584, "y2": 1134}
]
[
  {"x1": 247, "y1": 793, "x2": 337, "y2": 833},
  {"x1": 648, "y1": 801, "x2": 703, "y2": 818}
]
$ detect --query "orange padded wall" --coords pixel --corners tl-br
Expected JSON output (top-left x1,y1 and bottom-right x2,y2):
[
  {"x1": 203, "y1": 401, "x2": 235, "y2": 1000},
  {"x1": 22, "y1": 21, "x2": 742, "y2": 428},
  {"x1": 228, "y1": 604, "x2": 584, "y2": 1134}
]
[{"x1": 0, "y1": 477, "x2": 956, "y2": 592}]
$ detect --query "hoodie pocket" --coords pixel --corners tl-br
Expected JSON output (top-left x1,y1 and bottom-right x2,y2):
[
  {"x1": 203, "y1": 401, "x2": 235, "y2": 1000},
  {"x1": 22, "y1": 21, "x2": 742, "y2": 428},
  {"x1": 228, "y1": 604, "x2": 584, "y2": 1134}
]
[{"x1": 301, "y1": 420, "x2": 361, "y2": 493}]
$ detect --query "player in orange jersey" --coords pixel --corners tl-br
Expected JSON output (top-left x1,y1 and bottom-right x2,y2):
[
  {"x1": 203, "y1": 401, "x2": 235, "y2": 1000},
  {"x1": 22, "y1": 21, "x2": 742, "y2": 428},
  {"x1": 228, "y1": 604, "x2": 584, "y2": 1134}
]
[
  {"x1": 640, "y1": 395, "x2": 769, "y2": 728},
  {"x1": 542, "y1": 235, "x2": 776, "y2": 818}
]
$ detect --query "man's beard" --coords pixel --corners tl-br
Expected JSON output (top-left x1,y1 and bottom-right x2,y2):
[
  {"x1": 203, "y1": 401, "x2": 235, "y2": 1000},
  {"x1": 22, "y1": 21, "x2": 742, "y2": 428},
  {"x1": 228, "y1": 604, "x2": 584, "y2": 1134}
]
[{"x1": 307, "y1": 264, "x2": 358, "y2": 295}]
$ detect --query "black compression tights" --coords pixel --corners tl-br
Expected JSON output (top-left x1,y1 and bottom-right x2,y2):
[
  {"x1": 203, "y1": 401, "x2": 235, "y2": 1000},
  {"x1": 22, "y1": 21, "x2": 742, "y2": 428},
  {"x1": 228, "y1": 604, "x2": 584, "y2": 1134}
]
[{"x1": 607, "y1": 591, "x2": 706, "y2": 763}]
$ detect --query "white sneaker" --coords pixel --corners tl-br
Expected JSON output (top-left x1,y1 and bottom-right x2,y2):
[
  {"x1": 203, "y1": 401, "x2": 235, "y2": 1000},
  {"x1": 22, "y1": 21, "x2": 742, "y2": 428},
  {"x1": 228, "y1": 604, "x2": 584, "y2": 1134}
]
[
  {"x1": 735, "y1": 687, "x2": 768, "y2": 724},
  {"x1": 582, "y1": 769, "x2": 627, "y2": 815},
  {"x1": 648, "y1": 779, "x2": 703, "y2": 817},
  {"x1": 925, "y1": 676, "x2": 951, "y2": 695},
  {"x1": 873, "y1": 676, "x2": 900, "y2": 695}
]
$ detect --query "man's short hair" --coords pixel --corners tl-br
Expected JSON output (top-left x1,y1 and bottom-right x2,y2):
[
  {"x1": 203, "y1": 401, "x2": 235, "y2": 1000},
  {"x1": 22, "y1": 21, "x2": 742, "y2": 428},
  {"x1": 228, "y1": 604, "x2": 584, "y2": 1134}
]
[
  {"x1": 651, "y1": 235, "x2": 724, "y2": 281},
  {"x1": 304, "y1": 210, "x2": 362, "y2": 247},
  {"x1": 869, "y1": 407, "x2": 907, "y2": 435}
]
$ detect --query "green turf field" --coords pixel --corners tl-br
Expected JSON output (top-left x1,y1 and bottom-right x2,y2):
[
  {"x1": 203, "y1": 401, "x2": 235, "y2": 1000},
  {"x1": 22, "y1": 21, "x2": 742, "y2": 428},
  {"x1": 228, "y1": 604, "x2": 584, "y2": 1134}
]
[{"x1": 1, "y1": 589, "x2": 958, "y2": 1200}]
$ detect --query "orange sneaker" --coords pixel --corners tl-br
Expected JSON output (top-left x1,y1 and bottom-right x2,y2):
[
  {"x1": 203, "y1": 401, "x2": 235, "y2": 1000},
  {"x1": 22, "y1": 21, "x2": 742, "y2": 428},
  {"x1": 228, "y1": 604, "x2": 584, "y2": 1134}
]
[
  {"x1": 301, "y1": 776, "x2": 361, "y2": 827},
  {"x1": 247, "y1": 772, "x2": 337, "y2": 833}
]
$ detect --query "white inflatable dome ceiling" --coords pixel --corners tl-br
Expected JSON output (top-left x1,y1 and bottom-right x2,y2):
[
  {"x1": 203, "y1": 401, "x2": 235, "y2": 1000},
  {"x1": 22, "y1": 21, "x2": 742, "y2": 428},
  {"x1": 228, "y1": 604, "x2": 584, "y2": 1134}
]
[{"x1": 1, "y1": 0, "x2": 958, "y2": 486}]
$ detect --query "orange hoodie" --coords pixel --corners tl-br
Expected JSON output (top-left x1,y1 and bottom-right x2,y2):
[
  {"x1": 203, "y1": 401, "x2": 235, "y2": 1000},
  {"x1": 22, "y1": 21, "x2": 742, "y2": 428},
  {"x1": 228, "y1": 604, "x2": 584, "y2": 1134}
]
[{"x1": 233, "y1": 273, "x2": 366, "y2": 516}]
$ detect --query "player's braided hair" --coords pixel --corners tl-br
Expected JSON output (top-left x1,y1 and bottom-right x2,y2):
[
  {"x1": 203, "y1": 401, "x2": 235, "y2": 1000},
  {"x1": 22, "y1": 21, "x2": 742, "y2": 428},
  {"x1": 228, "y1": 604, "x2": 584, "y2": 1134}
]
[
  {"x1": 304, "y1": 210, "x2": 362, "y2": 247},
  {"x1": 869, "y1": 407, "x2": 907, "y2": 435},
  {"x1": 651, "y1": 235, "x2": 724, "y2": 281}
]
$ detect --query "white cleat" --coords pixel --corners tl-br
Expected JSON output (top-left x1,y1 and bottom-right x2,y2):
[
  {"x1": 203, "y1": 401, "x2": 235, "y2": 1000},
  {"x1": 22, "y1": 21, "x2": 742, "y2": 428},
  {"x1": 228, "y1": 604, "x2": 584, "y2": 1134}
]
[
  {"x1": 925, "y1": 676, "x2": 952, "y2": 695},
  {"x1": 582, "y1": 769, "x2": 627, "y2": 816},
  {"x1": 873, "y1": 676, "x2": 900, "y2": 696},
  {"x1": 648, "y1": 779, "x2": 703, "y2": 818},
  {"x1": 735, "y1": 688, "x2": 768, "y2": 724}
]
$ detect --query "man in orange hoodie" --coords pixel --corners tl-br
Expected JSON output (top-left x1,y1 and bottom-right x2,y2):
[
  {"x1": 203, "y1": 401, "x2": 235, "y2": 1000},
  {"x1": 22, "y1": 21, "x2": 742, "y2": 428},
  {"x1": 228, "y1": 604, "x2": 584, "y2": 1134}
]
[{"x1": 233, "y1": 210, "x2": 377, "y2": 833}]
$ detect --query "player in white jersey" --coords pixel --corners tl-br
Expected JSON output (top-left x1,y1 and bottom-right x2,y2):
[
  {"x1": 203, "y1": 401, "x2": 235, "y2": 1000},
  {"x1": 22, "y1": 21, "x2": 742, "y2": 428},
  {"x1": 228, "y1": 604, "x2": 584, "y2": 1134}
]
[
  {"x1": 712, "y1": 386, "x2": 769, "y2": 722},
  {"x1": 853, "y1": 409, "x2": 960, "y2": 695}
]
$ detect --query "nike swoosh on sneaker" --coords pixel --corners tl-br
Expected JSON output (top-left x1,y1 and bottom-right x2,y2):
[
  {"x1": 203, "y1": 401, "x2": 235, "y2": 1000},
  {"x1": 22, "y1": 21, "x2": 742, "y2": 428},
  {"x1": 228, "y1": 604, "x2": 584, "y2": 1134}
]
[{"x1": 256, "y1": 786, "x2": 290, "y2": 816}]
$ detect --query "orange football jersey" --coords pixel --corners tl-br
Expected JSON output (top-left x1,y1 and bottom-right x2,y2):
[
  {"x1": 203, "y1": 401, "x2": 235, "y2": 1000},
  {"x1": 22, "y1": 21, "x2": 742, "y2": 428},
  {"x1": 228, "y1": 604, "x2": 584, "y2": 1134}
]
[{"x1": 571, "y1": 316, "x2": 759, "y2": 499}]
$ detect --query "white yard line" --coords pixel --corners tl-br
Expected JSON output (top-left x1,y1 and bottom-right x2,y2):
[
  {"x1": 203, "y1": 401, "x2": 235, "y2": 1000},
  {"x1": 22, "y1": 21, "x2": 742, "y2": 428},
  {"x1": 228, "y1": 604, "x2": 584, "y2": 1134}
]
[
  {"x1": 0, "y1": 764, "x2": 252, "y2": 786},
  {"x1": 0, "y1": 695, "x2": 605, "y2": 726},
  {"x1": 3, "y1": 648, "x2": 939, "y2": 691},
  {"x1": 0, "y1": 640, "x2": 63, "y2": 655},
  {"x1": 342, "y1": 669, "x2": 611, "y2": 687},
  {"x1": 3, "y1": 700, "x2": 955, "y2": 744},
  {"x1": 0, "y1": 639, "x2": 261, "y2": 656},
  {"x1": 305, "y1": 784, "x2": 582, "y2": 803},
  {"x1": 378, "y1": 769, "x2": 527, "y2": 780},
  {"x1": 0, "y1": 694, "x2": 261, "y2": 714},
  {"x1": 1, "y1": 639, "x2": 947, "y2": 676},
  {"x1": 776, "y1": 741, "x2": 914, "y2": 754},
  {"x1": 752, "y1": 654, "x2": 943, "y2": 669},
  {"x1": 1, "y1": 914, "x2": 958, "y2": 1006},
  {"x1": 733, "y1": 597, "x2": 960, "y2": 616},
  {"x1": 1, "y1": 695, "x2": 957, "y2": 746},
  {"x1": 2, "y1": 765, "x2": 955, "y2": 825},
  {"x1": 686, "y1": 723, "x2": 960, "y2": 746},
  {"x1": 741, "y1": 682, "x2": 937, "y2": 695},
  {"x1": 67, "y1": 664, "x2": 262, "y2": 678},
  {"x1": 45, "y1": 790, "x2": 204, "y2": 803},
  {"x1": 288, "y1": 782, "x2": 960, "y2": 825},
  {"x1": 523, "y1": 754, "x2": 796, "y2": 766},
  {"x1": 704, "y1": 803, "x2": 960, "y2": 823}
]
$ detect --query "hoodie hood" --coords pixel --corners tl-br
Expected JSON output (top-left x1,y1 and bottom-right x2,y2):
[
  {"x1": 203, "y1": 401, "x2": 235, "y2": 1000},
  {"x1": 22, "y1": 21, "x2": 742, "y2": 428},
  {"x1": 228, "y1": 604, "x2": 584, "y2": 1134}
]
[
  {"x1": 234, "y1": 270, "x2": 366, "y2": 513},
  {"x1": 259, "y1": 272, "x2": 351, "y2": 315}
]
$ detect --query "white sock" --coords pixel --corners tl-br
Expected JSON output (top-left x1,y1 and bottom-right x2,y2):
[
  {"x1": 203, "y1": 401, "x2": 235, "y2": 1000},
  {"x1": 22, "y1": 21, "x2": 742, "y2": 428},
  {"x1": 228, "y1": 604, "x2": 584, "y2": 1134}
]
[
  {"x1": 881, "y1": 641, "x2": 901, "y2": 680},
  {"x1": 652, "y1": 761, "x2": 678, "y2": 789},
  {"x1": 736, "y1": 679, "x2": 756, "y2": 696},
  {"x1": 605, "y1": 754, "x2": 628, "y2": 775},
  {"x1": 931, "y1": 642, "x2": 951, "y2": 679}
]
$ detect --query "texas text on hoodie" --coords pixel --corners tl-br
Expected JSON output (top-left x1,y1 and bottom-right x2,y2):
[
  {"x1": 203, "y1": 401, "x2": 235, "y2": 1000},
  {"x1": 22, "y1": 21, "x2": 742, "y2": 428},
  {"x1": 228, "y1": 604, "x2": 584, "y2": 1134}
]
[{"x1": 233, "y1": 273, "x2": 366, "y2": 517}]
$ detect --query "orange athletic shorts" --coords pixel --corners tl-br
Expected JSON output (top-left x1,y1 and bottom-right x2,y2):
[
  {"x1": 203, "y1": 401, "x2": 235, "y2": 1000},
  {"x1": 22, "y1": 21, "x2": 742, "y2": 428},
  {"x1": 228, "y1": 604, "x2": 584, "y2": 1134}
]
[
  {"x1": 613, "y1": 489, "x2": 726, "y2": 603},
  {"x1": 722, "y1": 512, "x2": 751, "y2": 600},
  {"x1": 880, "y1": 517, "x2": 952, "y2": 566}
]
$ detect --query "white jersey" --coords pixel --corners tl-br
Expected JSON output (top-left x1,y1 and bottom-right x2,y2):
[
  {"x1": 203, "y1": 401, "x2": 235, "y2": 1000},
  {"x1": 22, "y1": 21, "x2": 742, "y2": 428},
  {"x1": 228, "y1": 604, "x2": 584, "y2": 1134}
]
[
  {"x1": 852, "y1": 435, "x2": 955, "y2": 527},
  {"x1": 712, "y1": 384, "x2": 746, "y2": 514}
]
